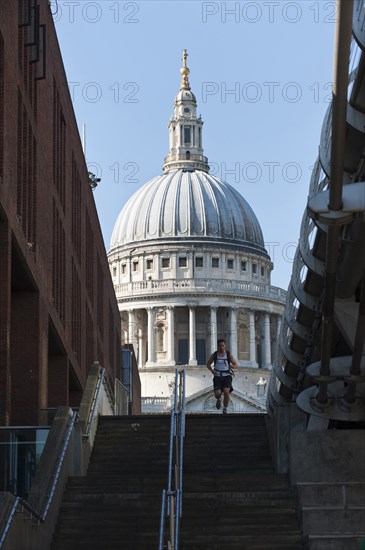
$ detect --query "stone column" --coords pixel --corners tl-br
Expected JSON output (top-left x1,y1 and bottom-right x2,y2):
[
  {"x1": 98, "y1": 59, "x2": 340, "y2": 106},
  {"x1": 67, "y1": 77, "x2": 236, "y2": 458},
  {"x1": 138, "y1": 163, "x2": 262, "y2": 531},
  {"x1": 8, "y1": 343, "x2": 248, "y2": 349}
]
[
  {"x1": 128, "y1": 309, "x2": 136, "y2": 350},
  {"x1": 138, "y1": 328, "x2": 143, "y2": 368},
  {"x1": 264, "y1": 312, "x2": 272, "y2": 369},
  {"x1": 147, "y1": 307, "x2": 155, "y2": 364},
  {"x1": 210, "y1": 306, "x2": 217, "y2": 354},
  {"x1": 189, "y1": 306, "x2": 197, "y2": 365},
  {"x1": 230, "y1": 307, "x2": 238, "y2": 359},
  {"x1": 249, "y1": 310, "x2": 257, "y2": 365},
  {"x1": 167, "y1": 306, "x2": 176, "y2": 364},
  {"x1": 276, "y1": 314, "x2": 282, "y2": 342}
]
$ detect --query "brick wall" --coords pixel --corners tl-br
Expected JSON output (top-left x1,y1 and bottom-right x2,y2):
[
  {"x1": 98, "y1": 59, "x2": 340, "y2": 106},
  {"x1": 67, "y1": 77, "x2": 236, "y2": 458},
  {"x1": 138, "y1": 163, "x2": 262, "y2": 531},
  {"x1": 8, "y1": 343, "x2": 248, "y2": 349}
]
[{"x1": 0, "y1": 0, "x2": 122, "y2": 424}]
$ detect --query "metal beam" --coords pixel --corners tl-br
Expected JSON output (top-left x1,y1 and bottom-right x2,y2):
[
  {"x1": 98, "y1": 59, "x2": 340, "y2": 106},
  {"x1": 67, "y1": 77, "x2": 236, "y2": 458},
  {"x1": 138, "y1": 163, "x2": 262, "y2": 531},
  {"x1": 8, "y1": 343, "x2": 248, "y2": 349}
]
[{"x1": 318, "y1": 0, "x2": 354, "y2": 403}]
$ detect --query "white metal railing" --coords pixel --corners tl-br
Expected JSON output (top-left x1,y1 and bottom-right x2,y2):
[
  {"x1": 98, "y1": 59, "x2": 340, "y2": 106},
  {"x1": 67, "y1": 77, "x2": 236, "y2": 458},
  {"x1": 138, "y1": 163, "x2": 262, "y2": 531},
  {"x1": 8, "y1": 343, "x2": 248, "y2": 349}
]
[{"x1": 159, "y1": 369, "x2": 186, "y2": 550}]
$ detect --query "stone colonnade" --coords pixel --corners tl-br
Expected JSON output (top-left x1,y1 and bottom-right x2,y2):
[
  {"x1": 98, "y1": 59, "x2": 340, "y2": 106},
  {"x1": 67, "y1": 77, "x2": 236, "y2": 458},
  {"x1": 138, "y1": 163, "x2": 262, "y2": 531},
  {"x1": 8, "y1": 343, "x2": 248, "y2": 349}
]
[{"x1": 124, "y1": 305, "x2": 278, "y2": 369}]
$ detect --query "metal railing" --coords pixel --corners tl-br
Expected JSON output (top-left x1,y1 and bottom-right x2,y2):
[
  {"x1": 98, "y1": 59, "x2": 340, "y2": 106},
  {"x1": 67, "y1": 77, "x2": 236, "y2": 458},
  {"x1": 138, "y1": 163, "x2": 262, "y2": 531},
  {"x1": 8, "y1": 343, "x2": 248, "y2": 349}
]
[
  {"x1": 0, "y1": 426, "x2": 50, "y2": 498},
  {"x1": 83, "y1": 368, "x2": 106, "y2": 437},
  {"x1": 0, "y1": 410, "x2": 77, "y2": 549},
  {"x1": 159, "y1": 369, "x2": 186, "y2": 550},
  {"x1": 0, "y1": 366, "x2": 111, "y2": 550}
]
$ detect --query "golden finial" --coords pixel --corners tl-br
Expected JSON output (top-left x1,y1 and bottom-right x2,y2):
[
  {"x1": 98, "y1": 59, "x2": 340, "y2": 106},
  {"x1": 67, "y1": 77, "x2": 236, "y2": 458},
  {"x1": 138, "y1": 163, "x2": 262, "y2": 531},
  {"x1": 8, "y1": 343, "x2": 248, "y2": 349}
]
[{"x1": 180, "y1": 49, "x2": 191, "y2": 90}]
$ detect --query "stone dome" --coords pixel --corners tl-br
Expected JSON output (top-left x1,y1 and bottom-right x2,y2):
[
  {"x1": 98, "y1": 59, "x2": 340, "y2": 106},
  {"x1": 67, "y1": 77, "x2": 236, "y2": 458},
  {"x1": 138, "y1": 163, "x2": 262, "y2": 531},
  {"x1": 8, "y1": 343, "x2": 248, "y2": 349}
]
[
  {"x1": 109, "y1": 169, "x2": 268, "y2": 257},
  {"x1": 175, "y1": 89, "x2": 196, "y2": 103}
]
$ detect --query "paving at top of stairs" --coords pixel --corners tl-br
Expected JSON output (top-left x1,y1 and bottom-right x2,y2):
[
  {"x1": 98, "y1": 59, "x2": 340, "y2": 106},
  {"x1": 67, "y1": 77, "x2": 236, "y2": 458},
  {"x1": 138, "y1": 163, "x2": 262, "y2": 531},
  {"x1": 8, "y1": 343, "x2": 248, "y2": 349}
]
[{"x1": 50, "y1": 413, "x2": 304, "y2": 550}]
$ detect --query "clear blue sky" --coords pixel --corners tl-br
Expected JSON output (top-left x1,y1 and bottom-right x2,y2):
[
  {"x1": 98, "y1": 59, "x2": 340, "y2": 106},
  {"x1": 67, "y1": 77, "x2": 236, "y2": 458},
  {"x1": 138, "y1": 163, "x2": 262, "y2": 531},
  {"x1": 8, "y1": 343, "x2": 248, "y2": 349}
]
[{"x1": 53, "y1": 0, "x2": 336, "y2": 290}]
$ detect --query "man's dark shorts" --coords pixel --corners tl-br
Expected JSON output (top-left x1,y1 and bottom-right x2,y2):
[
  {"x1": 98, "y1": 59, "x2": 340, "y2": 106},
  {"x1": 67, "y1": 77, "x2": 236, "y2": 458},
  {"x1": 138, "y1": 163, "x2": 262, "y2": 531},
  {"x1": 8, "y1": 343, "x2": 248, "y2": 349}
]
[{"x1": 213, "y1": 375, "x2": 233, "y2": 393}]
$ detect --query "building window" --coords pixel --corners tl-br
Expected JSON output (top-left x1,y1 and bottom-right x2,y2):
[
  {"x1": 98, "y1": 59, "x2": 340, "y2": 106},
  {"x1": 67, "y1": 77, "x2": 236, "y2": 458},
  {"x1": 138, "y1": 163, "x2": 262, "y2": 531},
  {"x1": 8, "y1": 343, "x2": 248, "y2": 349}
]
[
  {"x1": 252, "y1": 263, "x2": 257, "y2": 275},
  {"x1": 162, "y1": 258, "x2": 170, "y2": 268},
  {"x1": 212, "y1": 257, "x2": 219, "y2": 268},
  {"x1": 241, "y1": 261, "x2": 247, "y2": 271},
  {"x1": 179, "y1": 257, "x2": 187, "y2": 268},
  {"x1": 122, "y1": 264, "x2": 126, "y2": 274},
  {"x1": 112, "y1": 267, "x2": 117, "y2": 277},
  {"x1": 261, "y1": 266, "x2": 265, "y2": 277},
  {"x1": 227, "y1": 259, "x2": 234, "y2": 269},
  {"x1": 195, "y1": 257, "x2": 203, "y2": 268},
  {"x1": 184, "y1": 126, "x2": 191, "y2": 144},
  {"x1": 146, "y1": 258, "x2": 153, "y2": 270},
  {"x1": 133, "y1": 261, "x2": 139, "y2": 272}
]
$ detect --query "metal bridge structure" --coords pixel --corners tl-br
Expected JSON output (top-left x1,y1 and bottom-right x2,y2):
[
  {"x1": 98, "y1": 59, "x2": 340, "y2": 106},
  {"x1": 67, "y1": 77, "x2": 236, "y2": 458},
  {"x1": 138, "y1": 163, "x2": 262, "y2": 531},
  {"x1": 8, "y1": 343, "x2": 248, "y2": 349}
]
[{"x1": 267, "y1": 0, "x2": 365, "y2": 431}]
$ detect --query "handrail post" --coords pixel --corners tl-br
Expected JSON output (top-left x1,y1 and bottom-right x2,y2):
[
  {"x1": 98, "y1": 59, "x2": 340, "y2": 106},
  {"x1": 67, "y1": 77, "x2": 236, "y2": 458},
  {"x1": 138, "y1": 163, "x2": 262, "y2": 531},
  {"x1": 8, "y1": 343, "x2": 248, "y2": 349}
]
[
  {"x1": 158, "y1": 489, "x2": 166, "y2": 550},
  {"x1": 159, "y1": 368, "x2": 185, "y2": 550},
  {"x1": 169, "y1": 494, "x2": 175, "y2": 550}
]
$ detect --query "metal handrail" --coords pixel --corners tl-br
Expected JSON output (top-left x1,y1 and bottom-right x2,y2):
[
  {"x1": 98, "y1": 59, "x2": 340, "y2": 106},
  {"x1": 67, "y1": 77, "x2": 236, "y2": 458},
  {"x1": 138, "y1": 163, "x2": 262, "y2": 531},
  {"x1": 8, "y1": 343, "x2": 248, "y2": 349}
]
[
  {"x1": 41, "y1": 410, "x2": 78, "y2": 520},
  {"x1": 0, "y1": 410, "x2": 77, "y2": 549},
  {"x1": 0, "y1": 497, "x2": 20, "y2": 548},
  {"x1": 83, "y1": 368, "x2": 105, "y2": 437},
  {"x1": 159, "y1": 369, "x2": 186, "y2": 550},
  {"x1": 0, "y1": 367, "x2": 108, "y2": 549}
]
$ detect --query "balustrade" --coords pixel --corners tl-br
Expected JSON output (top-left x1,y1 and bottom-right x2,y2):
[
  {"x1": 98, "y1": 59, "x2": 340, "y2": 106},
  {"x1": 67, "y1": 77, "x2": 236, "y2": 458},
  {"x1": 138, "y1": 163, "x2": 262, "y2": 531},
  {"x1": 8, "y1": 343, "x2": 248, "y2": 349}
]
[{"x1": 114, "y1": 279, "x2": 286, "y2": 302}]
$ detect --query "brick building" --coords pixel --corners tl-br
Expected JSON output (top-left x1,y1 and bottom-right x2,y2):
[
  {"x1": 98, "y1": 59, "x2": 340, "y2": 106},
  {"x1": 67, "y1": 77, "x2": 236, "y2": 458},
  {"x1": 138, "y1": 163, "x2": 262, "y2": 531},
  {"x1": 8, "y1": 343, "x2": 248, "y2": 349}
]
[{"x1": 0, "y1": 0, "x2": 121, "y2": 425}]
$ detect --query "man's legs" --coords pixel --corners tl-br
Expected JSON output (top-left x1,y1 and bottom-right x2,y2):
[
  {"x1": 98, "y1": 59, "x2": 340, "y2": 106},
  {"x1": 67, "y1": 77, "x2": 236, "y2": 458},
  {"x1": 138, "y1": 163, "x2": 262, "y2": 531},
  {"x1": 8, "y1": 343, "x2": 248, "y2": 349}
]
[
  {"x1": 222, "y1": 387, "x2": 230, "y2": 412},
  {"x1": 214, "y1": 388, "x2": 222, "y2": 409}
]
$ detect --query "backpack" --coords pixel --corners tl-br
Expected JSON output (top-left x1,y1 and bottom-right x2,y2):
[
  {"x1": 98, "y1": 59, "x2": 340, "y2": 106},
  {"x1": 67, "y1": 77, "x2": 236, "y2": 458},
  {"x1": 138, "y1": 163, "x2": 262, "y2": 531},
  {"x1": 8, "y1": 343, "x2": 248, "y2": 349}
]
[{"x1": 213, "y1": 350, "x2": 235, "y2": 376}]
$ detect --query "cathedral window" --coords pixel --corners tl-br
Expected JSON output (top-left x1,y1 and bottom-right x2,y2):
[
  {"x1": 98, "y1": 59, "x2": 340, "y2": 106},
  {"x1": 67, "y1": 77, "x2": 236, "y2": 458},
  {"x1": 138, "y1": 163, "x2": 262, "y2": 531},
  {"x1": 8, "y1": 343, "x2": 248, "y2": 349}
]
[
  {"x1": 252, "y1": 263, "x2": 257, "y2": 275},
  {"x1": 241, "y1": 261, "x2": 247, "y2": 271},
  {"x1": 112, "y1": 266, "x2": 117, "y2": 277},
  {"x1": 146, "y1": 258, "x2": 153, "y2": 270},
  {"x1": 212, "y1": 257, "x2": 219, "y2": 268},
  {"x1": 261, "y1": 266, "x2": 265, "y2": 277},
  {"x1": 195, "y1": 257, "x2": 203, "y2": 268},
  {"x1": 227, "y1": 259, "x2": 234, "y2": 269},
  {"x1": 184, "y1": 126, "x2": 191, "y2": 144},
  {"x1": 133, "y1": 260, "x2": 139, "y2": 272},
  {"x1": 162, "y1": 258, "x2": 170, "y2": 268},
  {"x1": 179, "y1": 257, "x2": 187, "y2": 267},
  {"x1": 121, "y1": 264, "x2": 126, "y2": 274}
]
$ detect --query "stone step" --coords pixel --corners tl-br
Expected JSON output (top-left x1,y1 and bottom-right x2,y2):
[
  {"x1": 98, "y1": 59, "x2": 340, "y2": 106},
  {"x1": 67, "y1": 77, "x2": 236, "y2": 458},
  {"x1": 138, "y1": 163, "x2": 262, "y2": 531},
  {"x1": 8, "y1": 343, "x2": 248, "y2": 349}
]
[{"x1": 51, "y1": 534, "x2": 304, "y2": 550}]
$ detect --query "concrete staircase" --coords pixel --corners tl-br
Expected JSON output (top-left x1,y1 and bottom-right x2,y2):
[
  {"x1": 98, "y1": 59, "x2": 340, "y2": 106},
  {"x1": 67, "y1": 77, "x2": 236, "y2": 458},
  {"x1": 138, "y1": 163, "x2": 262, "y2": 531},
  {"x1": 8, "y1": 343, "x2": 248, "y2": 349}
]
[
  {"x1": 50, "y1": 414, "x2": 304, "y2": 549},
  {"x1": 181, "y1": 414, "x2": 303, "y2": 549}
]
